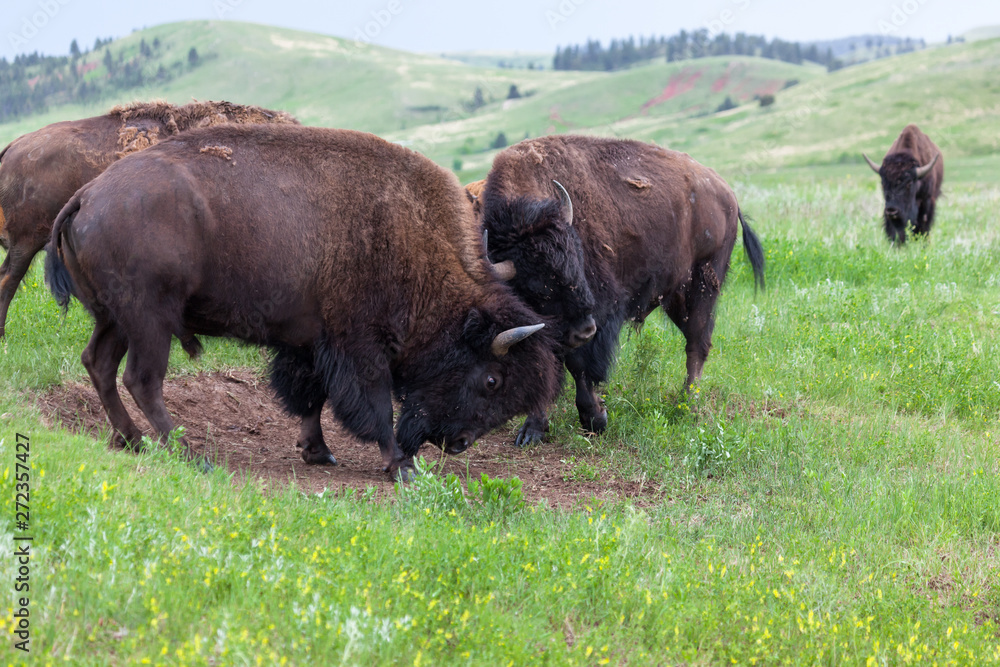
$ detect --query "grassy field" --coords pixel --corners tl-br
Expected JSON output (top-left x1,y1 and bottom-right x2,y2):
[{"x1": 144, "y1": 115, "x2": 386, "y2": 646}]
[{"x1": 2, "y1": 23, "x2": 1000, "y2": 666}]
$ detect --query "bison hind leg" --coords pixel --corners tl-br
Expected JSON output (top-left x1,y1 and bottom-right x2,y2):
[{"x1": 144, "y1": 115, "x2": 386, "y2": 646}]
[
  {"x1": 667, "y1": 261, "x2": 723, "y2": 391},
  {"x1": 81, "y1": 314, "x2": 143, "y2": 450}
]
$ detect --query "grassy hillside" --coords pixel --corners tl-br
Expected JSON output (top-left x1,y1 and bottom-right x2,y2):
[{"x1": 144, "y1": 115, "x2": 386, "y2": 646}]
[
  {"x1": 0, "y1": 21, "x2": 820, "y2": 166},
  {"x1": 0, "y1": 21, "x2": 597, "y2": 145},
  {"x1": 402, "y1": 37, "x2": 1000, "y2": 182}
]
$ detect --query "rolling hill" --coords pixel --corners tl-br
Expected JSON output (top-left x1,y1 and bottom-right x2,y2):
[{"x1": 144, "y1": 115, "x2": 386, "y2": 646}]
[{"x1": 1, "y1": 21, "x2": 999, "y2": 186}]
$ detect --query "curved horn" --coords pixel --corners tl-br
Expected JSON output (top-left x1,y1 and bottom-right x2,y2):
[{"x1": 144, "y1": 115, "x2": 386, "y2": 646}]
[
  {"x1": 483, "y1": 229, "x2": 516, "y2": 280},
  {"x1": 862, "y1": 153, "x2": 881, "y2": 174},
  {"x1": 491, "y1": 323, "x2": 545, "y2": 357},
  {"x1": 915, "y1": 152, "x2": 940, "y2": 179},
  {"x1": 552, "y1": 180, "x2": 573, "y2": 226},
  {"x1": 491, "y1": 260, "x2": 516, "y2": 281}
]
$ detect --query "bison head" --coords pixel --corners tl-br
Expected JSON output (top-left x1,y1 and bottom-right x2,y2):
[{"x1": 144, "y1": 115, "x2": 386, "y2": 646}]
[
  {"x1": 483, "y1": 181, "x2": 598, "y2": 349},
  {"x1": 864, "y1": 151, "x2": 939, "y2": 241},
  {"x1": 394, "y1": 307, "x2": 560, "y2": 457}
]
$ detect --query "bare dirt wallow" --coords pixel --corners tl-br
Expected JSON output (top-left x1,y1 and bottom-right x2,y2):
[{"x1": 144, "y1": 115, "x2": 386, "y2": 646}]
[{"x1": 37, "y1": 370, "x2": 662, "y2": 507}]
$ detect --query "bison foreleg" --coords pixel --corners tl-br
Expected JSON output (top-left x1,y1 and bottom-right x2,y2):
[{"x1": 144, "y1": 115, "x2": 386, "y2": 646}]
[
  {"x1": 268, "y1": 345, "x2": 337, "y2": 465},
  {"x1": 914, "y1": 198, "x2": 936, "y2": 236},
  {"x1": 295, "y1": 406, "x2": 337, "y2": 466},
  {"x1": 315, "y1": 339, "x2": 410, "y2": 479},
  {"x1": 565, "y1": 353, "x2": 607, "y2": 434},
  {"x1": 514, "y1": 411, "x2": 549, "y2": 447}
]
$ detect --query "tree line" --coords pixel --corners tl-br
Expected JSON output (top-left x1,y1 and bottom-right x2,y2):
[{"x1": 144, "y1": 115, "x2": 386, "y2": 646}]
[
  {"x1": 0, "y1": 37, "x2": 201, "y2": 123},
  {"x1": 552, "y1": 30, "x2": 861, "y2": 72}
]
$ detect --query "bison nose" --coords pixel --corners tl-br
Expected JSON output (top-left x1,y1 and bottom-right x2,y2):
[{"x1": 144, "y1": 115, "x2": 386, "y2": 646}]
[
  {"x1": 445, "y1": 432, "x2": 473, "y2": 455},
  {"x1": 885, "y1": 206, "x2": 901, "y2": 218},
  {"x1": 568, "y1": 315, "x2": 597, "y2": 348}
]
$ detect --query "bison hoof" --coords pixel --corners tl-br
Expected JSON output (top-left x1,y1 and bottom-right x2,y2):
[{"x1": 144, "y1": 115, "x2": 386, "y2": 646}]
[
  {"x1": 514, "y1": 420, "x2": 545, "y2": 447},
  {"x1": 192, "y1": 457, "x2": 214, "y2": 474},
  {"x1": 394, "y1": 464, "x2": 417, "y2": 483},
  {"x1": 580, "y1": 408, "x2": 608, "y2": 435},
  {"x1": 301, "y1": 449, "x2": 337, "y2": 466}
]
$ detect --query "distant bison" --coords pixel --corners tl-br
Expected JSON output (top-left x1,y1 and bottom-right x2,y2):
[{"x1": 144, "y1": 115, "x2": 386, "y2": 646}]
[
  {"x1": 864, "y1": 124, "x2": 943, "y2": 244},
  {"x1": 0, "y1": 100, "x2": 298, "y2": 338},
  {"x1": 46, "y1": 125, "x2": 561, "y2": 478},
  {"x1": 480, "y1": 135, "x2": 765, "y2": 445}
]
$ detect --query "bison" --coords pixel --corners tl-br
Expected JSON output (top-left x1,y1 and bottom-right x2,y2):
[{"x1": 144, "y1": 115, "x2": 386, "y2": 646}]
[
  {"x1": 479, "y1": 135, "x2": 765, "y2": 445},
  {"x1": 863, "y1": 124, "x2": 943, "y2": 244},
  {"x1": 45, "y1": 124, "x2": 561, "y2": 478},
  {"x1": 0, "y1": 100, "x2": 298, "y2": 338}
]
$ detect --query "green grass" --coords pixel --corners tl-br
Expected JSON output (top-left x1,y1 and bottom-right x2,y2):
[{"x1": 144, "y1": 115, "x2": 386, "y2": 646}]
[
  {"x1": 2, "y1": 23, "x2": 1000, "y2": 665},
  {"x1": 2, "y1": 165, "x2": 999, "y2": 664}
]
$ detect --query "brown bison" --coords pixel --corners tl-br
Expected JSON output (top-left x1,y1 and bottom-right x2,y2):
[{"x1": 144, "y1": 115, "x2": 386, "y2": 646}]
[
  {"x1": 863, "y1": 124, "x2": 943, "y2": 244},
  {"x1": 480, "y1": 135, "x2": 765, "y2": 445},
  {"x1": 46, "y1": 124, "x2": 561, "y2": 478},
  {"x1": 0, "y1": 100, "x2": 298, "y2": 337}
]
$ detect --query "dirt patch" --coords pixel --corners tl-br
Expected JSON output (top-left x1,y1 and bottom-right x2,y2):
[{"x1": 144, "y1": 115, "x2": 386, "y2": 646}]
[{"x1": 37, "y1": 370, "x2": 663, "y2": 508}]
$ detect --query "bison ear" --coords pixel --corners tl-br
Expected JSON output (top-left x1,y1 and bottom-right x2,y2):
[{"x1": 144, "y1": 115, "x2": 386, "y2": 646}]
[
  {"x1": 863, "y1": 153, "x2": 881, "y2": 174},
  {"x1": 915, "y1": 152, "x2": 940, "y2": 179},
  {"x1": 553, "y1": 180, "x2": 573, "y2": 226}
]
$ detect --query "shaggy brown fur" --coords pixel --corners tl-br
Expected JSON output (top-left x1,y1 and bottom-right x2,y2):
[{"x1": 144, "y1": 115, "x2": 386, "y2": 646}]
[
  {"x1": 46, "y1": 125, "x2": 561, "y2": 478},
  {"x1": 0, "y1": 101, "x2": 297, "y2": 337},
  {"x1": 480, "y1": 135, "x2": 765, "y2": 445},
  {"x1": 864, "y1": 124, "x2": 943, "y2": 244}
]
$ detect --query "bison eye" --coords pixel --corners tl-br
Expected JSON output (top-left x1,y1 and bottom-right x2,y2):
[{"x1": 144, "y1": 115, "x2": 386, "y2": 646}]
[{"x1": 485, "y1": 375, "x2": 500, "y2": 391}]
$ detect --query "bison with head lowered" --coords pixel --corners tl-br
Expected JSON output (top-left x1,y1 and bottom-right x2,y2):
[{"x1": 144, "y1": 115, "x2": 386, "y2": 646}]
[{"x1": 46, "y1": 124, "x2": 561, "y2": 478}]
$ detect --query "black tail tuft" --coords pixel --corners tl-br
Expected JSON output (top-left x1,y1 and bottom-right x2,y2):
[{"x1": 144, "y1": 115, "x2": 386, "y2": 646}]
[
  {"x1": 45, "y1": 194, "x2": 82, "y2": 311},
  {"x1": 738, "y1": 209, "x2": 766, "y2": 292}
]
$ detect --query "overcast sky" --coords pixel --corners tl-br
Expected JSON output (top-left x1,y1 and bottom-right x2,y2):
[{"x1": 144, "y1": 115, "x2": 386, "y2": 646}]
[{"x1": 4, "y1": 0, "x2": 999, "y2": 61}]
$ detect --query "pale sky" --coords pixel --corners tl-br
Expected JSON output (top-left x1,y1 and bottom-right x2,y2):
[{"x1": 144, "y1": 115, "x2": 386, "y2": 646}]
[{"x1": 3, "y1": 0, "x2": 998, "y2": 61}]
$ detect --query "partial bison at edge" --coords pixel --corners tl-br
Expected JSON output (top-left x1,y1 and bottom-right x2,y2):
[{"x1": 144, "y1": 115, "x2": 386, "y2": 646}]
[
  {"x1": 0, "y1": 100, "x2": 299, "y2": 338},
  {"x1": 46, "y1": 124, "x2": 561, "y2": 479},
  {"x1": 864, "y1": 124, "x2": 943, "y2": 244},
  {"x1": 476, "y1": 135, "x2": 766, "y2": 446}
]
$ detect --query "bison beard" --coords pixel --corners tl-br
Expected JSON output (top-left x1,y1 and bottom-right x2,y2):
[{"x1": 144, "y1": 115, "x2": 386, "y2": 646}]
[
  {"x1": 479, "y1": 135, "x2": 765, "y2": 445},
  {"x1": 45, "y1": 124, "x2": 561, "y2": 479},
  {"x1": 0, "y1": 100, "x2": 298, "y2": 339}
]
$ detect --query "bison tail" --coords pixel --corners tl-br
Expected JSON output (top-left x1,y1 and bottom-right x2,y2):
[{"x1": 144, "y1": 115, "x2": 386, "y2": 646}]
[
  {"x1": 45, "y1": 193, "x2": 83, "y2": 312},
  {"x1": 738, "y1": 209, "x2": 766, "y2": 292}
]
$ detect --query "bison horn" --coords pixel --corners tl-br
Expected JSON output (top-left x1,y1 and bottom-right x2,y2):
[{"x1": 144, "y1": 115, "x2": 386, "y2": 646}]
[
  {"x1": 491, "y1": 260, "x2": 516, "y2": 281},
  {"x1": 553, "y1": 180, "x2": 573, "y2": 226},
  {"x1": 862, "y1": 153, "x2": 881, "y2": 174},
  {"x1": 915, "y1": 152, "x2": 940, "y2": 179},
  {"x1": 491, "y1": 323, "x2": 545, "y2": 357},
  {"x1": 483, "y1": 230, "x2": 516, "y2": 280}
]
